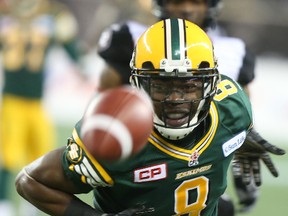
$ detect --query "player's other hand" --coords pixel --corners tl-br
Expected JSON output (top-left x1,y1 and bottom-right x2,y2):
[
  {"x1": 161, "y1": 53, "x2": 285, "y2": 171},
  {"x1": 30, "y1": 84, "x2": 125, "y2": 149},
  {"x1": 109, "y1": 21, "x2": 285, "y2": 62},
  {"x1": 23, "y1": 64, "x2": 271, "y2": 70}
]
[
  {"x1": 233, "y1": 128, "x2": 286, "y2": 186},
  {"x1": 232, "y1": 175, "x2": 259, "y2": 213},
  {"x1": 102, "y1": 205, "x2": 151, "y2": 216}
]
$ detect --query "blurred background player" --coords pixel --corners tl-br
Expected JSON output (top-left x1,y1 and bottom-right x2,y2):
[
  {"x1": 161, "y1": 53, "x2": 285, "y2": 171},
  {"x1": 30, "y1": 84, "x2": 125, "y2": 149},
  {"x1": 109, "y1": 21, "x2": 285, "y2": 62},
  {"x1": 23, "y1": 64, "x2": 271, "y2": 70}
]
[
  {"x1": 0, "y1": 0, "x2": 82, "y2": 215},
  {"x1": 96, "y1": 0, "x2": 279, "y2": 215}
]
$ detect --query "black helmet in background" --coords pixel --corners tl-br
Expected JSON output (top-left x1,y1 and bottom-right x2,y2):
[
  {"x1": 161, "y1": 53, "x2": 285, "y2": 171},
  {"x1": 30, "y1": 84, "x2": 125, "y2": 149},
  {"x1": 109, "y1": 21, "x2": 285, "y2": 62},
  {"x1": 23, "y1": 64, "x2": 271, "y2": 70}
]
[{"x1": 152, "y1": 0, "x2": 223, "y2": 29}]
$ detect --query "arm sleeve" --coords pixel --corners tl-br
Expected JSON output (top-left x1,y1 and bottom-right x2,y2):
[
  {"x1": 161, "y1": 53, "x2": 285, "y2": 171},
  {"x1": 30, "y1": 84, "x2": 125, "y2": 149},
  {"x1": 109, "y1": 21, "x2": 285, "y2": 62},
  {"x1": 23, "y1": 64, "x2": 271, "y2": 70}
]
[
  {"x1": 62, "y1": 121, "x2": 114, "y2": 189},
  {"x1": 237, "y1": 48, "x2": 256, "y2": 86}
]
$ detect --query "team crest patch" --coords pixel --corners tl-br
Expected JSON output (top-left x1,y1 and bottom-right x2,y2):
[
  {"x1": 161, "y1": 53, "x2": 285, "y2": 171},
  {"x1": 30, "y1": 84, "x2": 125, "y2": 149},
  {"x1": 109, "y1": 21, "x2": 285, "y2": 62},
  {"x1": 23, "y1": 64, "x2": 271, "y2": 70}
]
[
  {"x1": 188, "y1": 151, "x2": 199, "y2": 167},
  {"x1": 66, "y1": 143, "x2": 83, "y2": 164}
]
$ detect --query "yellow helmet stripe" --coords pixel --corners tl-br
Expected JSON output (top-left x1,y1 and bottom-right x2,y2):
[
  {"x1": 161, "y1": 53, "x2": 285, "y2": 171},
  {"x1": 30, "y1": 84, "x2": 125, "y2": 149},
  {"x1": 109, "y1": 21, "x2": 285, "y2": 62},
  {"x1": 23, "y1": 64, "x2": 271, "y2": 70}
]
[{"x1": 164, "y1": 18, "x2": 186, "y2": 61}]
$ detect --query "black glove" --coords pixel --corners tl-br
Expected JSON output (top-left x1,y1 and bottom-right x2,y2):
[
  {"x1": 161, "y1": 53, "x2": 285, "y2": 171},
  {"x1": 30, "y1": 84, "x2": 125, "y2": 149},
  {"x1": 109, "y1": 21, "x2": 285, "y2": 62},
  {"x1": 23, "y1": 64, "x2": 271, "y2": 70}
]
[
  {"x1": 64, "y1": 198, "x2": 149, "y2": 216},
  {"x1": 233, "y1": 128, "x2": 285, "y2": 186},
  {"x1": 102, "y1": 205, "x2": 152, "y2": 216},
  {"x1": 232, "y1": 170, "x2": 259, "y2": 213}
]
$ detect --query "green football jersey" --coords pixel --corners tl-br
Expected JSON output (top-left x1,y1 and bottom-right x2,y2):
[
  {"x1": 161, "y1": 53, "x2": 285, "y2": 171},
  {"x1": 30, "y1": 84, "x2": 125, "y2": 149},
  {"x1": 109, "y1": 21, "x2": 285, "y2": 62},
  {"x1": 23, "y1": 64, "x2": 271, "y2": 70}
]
[{"x1": 62, "y1": 75, "x2": 253, "y2": 216}]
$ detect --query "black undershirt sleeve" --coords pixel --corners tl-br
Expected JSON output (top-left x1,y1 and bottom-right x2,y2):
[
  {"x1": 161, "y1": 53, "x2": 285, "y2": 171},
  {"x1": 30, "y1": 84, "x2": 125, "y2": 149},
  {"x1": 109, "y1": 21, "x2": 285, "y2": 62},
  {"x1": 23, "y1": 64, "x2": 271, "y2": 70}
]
[{"x1": 237, "y1": 47, "x2": 256, "y2": 86}]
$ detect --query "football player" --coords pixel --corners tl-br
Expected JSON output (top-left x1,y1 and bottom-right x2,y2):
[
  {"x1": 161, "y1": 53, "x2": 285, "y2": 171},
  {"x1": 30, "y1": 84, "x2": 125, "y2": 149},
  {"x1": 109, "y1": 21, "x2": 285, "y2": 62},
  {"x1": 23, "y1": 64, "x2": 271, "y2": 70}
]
[
  {"x1": 97, "y1": 0, "x2": 284, "y2": 214},
  {"x1": 15, "y1": 18, "x2": 285, "y2": 216},
  {"x1": 0, "y1": 0, "x2": 80, "y2": 215}
]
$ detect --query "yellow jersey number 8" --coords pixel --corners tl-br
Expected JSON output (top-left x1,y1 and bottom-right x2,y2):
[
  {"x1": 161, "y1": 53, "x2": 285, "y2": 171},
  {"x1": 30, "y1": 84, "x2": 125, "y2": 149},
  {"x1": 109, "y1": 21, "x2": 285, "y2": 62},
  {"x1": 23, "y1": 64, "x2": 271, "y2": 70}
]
[
  {"x1": 214, "y1": 79, "x2": 238, "y2": 101},
  {"x1": 174, "y1": 177, "x2": 209, "y2": 216}
]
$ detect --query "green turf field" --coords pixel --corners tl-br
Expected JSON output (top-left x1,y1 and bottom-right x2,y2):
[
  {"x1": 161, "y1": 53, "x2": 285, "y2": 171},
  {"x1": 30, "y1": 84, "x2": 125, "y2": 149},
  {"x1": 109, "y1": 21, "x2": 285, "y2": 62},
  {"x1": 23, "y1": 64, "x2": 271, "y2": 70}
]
[{"x1": 9, "y1": 125, "x2": 288, "y2": 216}]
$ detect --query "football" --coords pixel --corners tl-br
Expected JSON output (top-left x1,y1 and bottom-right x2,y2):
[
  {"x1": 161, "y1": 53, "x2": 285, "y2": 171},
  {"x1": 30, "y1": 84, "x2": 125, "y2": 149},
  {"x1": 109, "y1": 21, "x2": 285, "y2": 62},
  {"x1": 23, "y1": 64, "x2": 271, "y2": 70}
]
[{"x1": 80, "y1": 86, "x2": 154, "y2": 161}]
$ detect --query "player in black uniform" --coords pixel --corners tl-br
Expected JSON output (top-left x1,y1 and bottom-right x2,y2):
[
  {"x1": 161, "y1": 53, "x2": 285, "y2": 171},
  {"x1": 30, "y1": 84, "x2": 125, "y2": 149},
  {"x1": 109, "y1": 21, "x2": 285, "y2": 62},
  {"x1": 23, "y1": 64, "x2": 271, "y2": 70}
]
[
  {"x1": 96, "y1": 0, "x2": 280, "y2": 214},
  {"x1": 15, "y1": 18, "x2": 285, "y2": 216}
]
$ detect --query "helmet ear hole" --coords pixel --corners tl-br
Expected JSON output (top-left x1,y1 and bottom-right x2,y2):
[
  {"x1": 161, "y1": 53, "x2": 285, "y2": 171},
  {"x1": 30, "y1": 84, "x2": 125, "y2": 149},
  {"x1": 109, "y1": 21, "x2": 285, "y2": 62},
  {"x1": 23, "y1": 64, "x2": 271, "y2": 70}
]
[
  {"x1": 199, "y1": 61, "x2": 210, "y2": 68},
  {"x1": 142, "y1": 61, "x2": 155, "y2": 69}
]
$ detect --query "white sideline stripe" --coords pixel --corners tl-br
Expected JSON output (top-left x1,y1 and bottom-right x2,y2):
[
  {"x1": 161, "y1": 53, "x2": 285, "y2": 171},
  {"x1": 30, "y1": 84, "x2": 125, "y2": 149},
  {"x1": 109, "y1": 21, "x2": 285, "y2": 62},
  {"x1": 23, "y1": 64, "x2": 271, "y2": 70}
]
[{"x1": 81, "y1": 114, "x2": 133, "y2": 159}]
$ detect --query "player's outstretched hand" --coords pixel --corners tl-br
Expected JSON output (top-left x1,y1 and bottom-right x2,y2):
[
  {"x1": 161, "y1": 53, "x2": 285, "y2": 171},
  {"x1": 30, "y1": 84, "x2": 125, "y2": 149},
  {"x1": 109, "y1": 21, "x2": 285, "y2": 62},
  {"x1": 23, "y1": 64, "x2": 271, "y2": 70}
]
[{"x1": 233, "y1": 128, "x2": 286, "y2": 186}]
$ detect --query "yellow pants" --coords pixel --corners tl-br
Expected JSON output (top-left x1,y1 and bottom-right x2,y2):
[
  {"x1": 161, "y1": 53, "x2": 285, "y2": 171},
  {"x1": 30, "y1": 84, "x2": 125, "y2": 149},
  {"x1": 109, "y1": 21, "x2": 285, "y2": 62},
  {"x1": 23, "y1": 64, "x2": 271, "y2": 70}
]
[{"x1": 0, "y1": 95, "x2": 55, "y2": 171}]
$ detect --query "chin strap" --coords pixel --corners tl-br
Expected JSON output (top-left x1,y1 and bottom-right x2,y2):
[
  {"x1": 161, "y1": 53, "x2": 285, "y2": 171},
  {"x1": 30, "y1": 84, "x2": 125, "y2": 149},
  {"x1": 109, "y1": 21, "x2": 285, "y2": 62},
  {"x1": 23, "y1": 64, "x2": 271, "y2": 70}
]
[{"x1": 154, "y1": 114, "x2": 199, "y2": 140}]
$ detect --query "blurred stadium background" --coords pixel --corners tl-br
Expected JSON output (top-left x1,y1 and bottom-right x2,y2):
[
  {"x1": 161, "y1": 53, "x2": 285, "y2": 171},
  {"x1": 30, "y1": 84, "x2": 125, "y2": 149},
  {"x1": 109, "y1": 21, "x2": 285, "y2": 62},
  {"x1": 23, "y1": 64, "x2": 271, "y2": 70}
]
[{"x1": 1, "y1": 0, "x2": 288, "y2": 215}]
